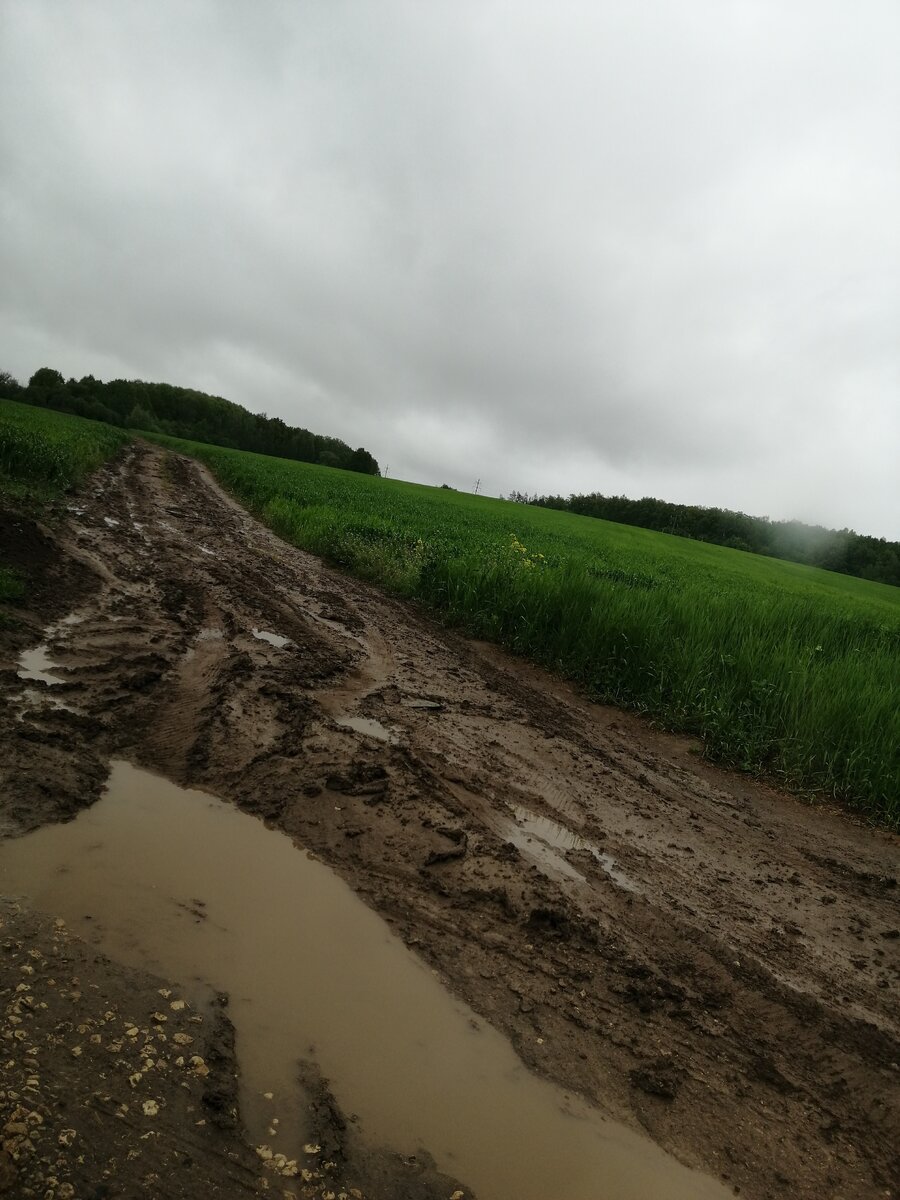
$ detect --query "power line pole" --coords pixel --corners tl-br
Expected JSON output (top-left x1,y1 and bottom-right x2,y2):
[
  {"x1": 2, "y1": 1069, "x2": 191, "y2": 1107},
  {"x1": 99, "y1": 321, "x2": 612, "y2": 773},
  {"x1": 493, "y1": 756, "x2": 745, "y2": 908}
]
[{"x1": 474, "y1": 478, "x2": 481, "y2": 495}]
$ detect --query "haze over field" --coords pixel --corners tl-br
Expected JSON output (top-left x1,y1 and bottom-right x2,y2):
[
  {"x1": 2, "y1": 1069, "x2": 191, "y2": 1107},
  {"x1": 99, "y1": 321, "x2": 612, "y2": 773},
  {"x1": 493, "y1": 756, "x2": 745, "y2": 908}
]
[{"x1": 1, "y1": 1, "x2": 898, "y2": 538}]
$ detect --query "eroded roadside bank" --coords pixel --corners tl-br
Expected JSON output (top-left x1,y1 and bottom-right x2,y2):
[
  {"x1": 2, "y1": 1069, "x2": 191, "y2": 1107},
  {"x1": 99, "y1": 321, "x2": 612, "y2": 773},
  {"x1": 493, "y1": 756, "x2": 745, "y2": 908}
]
[{"x1": 1, "y1": 443, "x2": 898, "y2": 1199}]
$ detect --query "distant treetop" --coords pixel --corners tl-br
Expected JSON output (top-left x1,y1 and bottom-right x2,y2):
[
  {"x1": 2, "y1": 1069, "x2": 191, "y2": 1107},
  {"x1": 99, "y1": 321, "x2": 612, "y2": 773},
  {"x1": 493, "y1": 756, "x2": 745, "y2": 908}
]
[{"x1": 0, "y1": 367, "x2": 380, "y2": 476}]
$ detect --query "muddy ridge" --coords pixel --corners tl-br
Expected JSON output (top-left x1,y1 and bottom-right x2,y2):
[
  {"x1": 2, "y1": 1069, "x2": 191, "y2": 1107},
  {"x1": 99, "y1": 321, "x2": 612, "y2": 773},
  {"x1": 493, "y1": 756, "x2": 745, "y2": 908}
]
[{"x1": 1, "y1": 443, "x2": 898, "y2": 1200}]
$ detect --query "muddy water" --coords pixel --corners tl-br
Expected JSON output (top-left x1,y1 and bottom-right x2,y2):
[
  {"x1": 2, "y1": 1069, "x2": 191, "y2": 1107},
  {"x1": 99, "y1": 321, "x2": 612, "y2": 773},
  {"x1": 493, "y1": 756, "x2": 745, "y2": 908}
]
[
  {"x1": 16, "y1": 614, "x2": 85, "y2": 685},
  {"x1": 497, "y1": 808, "x2": 588, "y2": 884},
  {"x1": 333, "y1": 714, "x2": 398, "y2": 743},
  {"x1": 15, "y1": 619, "x2": 84, "y2": 714},
  {"x1": 17, "y1": 644, "x2": 62, "y2": 685},
  {"x1": 0, "y1": 762, "x2": 731, "y2": 1200},
  {"x1": 511, "y1": 806, "x2": 639, "y2": 893},
  {"x1": 485, "y1": 799, "x2": 638, "y2": 894},
  {"x1": 252, "y1": 628, "x2": 292, "y2": 649}
]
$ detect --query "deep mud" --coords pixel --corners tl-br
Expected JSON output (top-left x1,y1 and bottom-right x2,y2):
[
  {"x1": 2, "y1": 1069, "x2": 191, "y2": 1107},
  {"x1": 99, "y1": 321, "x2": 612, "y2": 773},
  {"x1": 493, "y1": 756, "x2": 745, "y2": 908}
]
[{"x1": 1, "y1": 443, "x2": 898, "y2": 1199}]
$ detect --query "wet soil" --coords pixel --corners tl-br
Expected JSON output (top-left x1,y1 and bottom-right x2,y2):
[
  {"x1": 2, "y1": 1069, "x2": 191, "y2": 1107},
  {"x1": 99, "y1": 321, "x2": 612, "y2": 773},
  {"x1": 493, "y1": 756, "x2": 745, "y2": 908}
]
[
  {"x1": 0, "y1": 898, "x2": 260, "y2": 1198},
  {"x1": 1, "y1": 443, "x2": 898, "y2": 1199}
]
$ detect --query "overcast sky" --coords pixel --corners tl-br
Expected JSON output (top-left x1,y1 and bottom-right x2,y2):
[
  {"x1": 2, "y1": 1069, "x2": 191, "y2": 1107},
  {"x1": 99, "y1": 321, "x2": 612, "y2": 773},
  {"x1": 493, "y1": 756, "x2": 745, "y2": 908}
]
[{"x1": 1, "y1": 1, "x2": 898, "y2": 538}]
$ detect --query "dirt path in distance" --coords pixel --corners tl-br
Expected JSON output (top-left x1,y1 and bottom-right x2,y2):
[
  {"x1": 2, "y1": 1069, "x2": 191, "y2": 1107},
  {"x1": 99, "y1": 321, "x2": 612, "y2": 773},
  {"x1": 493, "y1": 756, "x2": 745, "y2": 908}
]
[{"x1": 1, "y1": 442, "x2": 898, "y2": 1200}]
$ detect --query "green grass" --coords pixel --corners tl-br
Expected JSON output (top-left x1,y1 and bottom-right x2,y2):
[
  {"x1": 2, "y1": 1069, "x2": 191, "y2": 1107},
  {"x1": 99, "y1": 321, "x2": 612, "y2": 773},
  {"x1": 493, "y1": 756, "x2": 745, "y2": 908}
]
[
  {"x1": 0, "y1": 397, "x2": 131, "y2": 499},
  {"x1": 148, "y1": 433, "x2": 900, "y2": 827},
  {"x1": 0, "y1": 398, "x2": 132, "y2": 618}
]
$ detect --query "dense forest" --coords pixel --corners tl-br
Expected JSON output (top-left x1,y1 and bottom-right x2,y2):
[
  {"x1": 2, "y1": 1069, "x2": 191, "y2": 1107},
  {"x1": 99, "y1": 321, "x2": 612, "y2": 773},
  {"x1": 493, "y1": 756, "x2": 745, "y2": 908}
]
[
  {"x1": 509, "y1": 491, "x2": 900, "y2": 588},
  {"x1": 0, "y1": 367, "x2": 380, "y2": 475}
]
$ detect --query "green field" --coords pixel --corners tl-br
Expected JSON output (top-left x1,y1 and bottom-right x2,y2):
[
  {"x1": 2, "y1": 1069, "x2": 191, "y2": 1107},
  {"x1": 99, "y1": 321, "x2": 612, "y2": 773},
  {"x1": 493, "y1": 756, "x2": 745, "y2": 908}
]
[
  {"x1": 0, "y1": 397, "x2": 130, "y2": 499},
  {"x1": 0, "y1": 398, "x2": 132, "y2": 626},
  {"x1": 1, "y1": 398, "x2": 897, "y2": 824}
]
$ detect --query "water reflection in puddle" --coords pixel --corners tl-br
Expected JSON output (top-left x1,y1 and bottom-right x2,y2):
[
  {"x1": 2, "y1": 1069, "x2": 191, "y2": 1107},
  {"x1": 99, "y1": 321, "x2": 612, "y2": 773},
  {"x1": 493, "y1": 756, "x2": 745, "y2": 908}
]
[
  {"x1": 496, "y1": 815, "x2": 585, "y2": 883},
  {"x1": 495, "y1": 806, "x2": 638, "y2": 893},
  {"x1": 333, "y1": 715, "x2": 398, "y2": 744},
  {"x1": 516, "y1": 807, "x2": 638, "y2": 893},
  {"x1": 252, "y1": 628, "x2": 292, "y2": 649},
  {"x1": 16, "y1": 644, "x2": 64, "y2": 686},
  {"x1": 16, "y1": 612, "x2": 86, "y2": 687},
  {"x1": 0, "y1": 763, "x2": 727, "y2": 1200}
]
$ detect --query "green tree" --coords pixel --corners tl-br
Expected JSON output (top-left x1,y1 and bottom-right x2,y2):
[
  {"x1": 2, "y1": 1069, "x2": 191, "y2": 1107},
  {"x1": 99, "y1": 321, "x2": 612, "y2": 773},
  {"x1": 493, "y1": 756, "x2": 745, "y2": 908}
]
[
  {"x1": 0, "y1": 371, "x2": 21, "y2": 398},
  {"x1": 28, "y1": 367, "x2": 65, "y2": 389},
  {"x1": 349, "y1": 446, "x2": 380, "y2": 475}
]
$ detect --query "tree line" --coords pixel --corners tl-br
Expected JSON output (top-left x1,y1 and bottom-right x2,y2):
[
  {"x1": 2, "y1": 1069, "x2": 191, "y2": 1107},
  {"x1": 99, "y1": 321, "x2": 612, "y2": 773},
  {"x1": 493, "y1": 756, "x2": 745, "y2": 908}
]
[
  {"x1": 510, "y1": 490, "x2": 900, "y2": 588},
  {"x1": 0, "y1": 367, "x2": 380, "y2": 475}
]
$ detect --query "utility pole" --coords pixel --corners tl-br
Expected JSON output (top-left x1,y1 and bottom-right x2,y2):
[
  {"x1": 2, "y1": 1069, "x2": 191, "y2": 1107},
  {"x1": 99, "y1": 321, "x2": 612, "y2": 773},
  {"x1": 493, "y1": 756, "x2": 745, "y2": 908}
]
[
  {"x1": 474, "y1": 478, "x2": 481, "y2": 495},
  {"x1": 383, "y1": 464, "x2": 389, "y2": 479}
]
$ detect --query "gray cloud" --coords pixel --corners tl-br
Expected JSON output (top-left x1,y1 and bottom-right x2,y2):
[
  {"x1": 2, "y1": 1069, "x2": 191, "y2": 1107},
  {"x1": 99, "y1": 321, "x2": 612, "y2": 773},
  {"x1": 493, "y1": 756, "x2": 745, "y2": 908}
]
[{"x1": 2, "y1": 0, "x2": 898, "y2": 536}]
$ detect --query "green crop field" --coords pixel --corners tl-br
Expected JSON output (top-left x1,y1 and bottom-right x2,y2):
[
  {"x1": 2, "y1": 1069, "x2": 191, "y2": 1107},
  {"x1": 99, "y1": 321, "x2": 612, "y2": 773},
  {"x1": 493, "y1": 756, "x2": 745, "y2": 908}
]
[
  {"x1": 0, "y1": 397, "x2": 130, "y2": 499},
  {"x1": 152, "y1": 433, "x2": 899, "y2": 826},
  {"x1": 1, "y1": 398, "x2": 896, "y2": 825},
  {"x1": 0, "y1": 399, "x2": 131, "y2": 624}
]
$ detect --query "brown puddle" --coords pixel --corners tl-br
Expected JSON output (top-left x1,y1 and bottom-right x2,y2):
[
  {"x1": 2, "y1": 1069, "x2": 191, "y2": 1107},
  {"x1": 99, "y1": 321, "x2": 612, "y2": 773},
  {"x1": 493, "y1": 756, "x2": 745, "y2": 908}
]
[{"x1": 0, "y1": 762, "x2": 731, "y2": 1200}]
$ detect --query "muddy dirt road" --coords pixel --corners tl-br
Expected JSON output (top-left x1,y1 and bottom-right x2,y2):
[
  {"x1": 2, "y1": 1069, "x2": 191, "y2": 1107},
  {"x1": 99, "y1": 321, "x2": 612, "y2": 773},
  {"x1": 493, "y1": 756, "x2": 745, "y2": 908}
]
[{"x1": 1, "y1": 443, "x2": 898, "y2": 1199}]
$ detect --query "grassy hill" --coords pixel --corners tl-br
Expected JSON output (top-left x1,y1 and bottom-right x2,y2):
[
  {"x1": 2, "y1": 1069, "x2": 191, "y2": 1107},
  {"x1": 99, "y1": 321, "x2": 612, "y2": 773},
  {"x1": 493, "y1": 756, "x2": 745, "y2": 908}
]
[{"x1": 2, "y1": 397, "x2": 897, "y2": 824}]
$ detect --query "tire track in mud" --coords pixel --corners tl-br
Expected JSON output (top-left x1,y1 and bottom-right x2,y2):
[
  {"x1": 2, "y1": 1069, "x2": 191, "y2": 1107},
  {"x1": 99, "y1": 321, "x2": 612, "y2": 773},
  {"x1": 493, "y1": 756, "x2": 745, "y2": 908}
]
[{"x1": 1, "y1": 442, "x2": 898, "y2": 1200}]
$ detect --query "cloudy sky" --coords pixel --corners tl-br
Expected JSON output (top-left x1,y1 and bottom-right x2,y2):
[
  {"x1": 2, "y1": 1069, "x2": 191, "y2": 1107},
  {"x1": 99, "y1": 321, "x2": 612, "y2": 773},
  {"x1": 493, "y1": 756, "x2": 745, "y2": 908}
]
[{"x1": 1, "y1": 1, "x2": 898, "y2": 538}]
